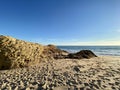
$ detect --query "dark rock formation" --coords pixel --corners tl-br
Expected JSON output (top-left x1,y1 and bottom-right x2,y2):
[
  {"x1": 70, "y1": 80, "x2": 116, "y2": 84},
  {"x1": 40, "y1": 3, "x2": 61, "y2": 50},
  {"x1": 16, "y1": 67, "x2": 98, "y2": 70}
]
[{"x1": 67, "y1": 50, "x2": 97, "y2": 59}]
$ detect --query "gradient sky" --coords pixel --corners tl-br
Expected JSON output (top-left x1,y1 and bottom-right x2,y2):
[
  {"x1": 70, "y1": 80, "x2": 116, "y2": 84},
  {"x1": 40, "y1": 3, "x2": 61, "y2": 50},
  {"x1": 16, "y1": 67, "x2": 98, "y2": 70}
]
[{"x1": 0, "y1": 0, "x2": 120, "y2": 45}]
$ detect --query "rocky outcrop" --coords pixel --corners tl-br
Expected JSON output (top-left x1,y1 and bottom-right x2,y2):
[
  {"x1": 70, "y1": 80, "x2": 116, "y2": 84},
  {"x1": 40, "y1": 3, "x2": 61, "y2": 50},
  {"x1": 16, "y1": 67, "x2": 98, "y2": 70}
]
[
  {"x1": 0, "y1": 35, "x2": 44, "y2": 69},
  {"x1": 67, "y1": 50, "x2": 97, "y2": 59},
  {"x1": 0, "y1": 35, "x2": 97, "y2": 70},
  {"x1": 43, "y1": 45, "x2": 68, "y2": 59}
]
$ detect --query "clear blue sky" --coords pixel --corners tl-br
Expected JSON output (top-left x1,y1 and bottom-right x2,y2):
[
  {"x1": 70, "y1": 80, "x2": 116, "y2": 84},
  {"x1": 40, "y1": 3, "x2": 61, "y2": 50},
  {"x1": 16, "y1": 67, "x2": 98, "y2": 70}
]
[{"x1": 0, "y1": 0, "x2": 120, "y2": 45}]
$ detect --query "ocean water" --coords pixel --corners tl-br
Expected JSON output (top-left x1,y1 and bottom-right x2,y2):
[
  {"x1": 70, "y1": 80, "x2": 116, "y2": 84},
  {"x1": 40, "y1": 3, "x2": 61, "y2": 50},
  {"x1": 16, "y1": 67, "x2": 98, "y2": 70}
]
[{"x1": 57, "y1": 46, "x2": 120, "y2": 56}]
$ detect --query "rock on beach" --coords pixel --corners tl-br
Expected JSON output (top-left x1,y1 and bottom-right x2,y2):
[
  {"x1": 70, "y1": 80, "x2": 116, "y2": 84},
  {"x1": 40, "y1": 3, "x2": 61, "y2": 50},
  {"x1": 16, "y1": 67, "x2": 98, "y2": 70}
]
[{"x1": 0, "y1": 35, "x2": 97, "y2": 70}]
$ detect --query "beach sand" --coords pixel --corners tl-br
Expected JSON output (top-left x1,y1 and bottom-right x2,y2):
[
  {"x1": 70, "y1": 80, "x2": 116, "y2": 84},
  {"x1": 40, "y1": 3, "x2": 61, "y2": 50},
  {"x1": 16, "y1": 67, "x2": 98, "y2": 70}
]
[{"x1": 0, "y1": 56, "x2": 120, "y2": 90}]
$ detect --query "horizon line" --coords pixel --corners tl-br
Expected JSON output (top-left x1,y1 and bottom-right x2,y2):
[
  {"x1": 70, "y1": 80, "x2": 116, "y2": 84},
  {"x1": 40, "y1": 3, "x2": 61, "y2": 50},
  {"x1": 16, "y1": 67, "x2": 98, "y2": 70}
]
[{"x1": 56, "y1": 45, "x2": 120, "y2": 46}]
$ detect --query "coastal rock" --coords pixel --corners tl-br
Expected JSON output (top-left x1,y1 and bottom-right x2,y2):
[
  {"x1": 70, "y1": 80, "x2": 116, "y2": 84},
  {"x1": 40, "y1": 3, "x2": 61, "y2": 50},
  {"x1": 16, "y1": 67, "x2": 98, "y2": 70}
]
[
  {"x1": 0, "y1": 35, "x2": 97, "y2": 70},
  {"x1": 43, "y1": 44, "x2": 69, "y2": 59},
  {"x1": 0, "y1": 35, "x2": 44, "y2": 69},
  {"x1": 67, "y1": 50, "x2": 97, "y2": 59}
]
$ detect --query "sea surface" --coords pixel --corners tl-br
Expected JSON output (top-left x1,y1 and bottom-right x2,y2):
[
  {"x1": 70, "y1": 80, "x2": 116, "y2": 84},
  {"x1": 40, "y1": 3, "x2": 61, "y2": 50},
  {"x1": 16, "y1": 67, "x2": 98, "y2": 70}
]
[{"x1": 57, "y1": 46, "x2": 120, "y2": 56}]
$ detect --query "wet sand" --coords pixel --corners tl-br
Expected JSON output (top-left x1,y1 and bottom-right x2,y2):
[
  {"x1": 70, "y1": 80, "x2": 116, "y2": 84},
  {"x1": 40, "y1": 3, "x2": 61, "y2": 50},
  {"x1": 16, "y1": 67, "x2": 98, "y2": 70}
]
[{"x1": 0, "y1": 56, "x2": 120, "y2": 90}]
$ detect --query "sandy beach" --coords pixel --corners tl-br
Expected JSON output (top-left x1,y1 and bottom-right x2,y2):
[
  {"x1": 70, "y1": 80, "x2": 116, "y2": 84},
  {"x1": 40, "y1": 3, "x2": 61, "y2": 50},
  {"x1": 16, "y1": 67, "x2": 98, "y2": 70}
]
[
  {"x1": 0, "y1": 56, "x2": 120, "y2": 90},
  {"x1": 0, "y1": 0, "x2": 120, "y2": 89}
]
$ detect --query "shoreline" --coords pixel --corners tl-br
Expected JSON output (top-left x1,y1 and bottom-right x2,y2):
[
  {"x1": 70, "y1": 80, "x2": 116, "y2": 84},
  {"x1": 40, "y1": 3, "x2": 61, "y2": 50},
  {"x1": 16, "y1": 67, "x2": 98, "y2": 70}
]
[{"x1": 0, "y1": 56, "x2": 120, "y2": 90}]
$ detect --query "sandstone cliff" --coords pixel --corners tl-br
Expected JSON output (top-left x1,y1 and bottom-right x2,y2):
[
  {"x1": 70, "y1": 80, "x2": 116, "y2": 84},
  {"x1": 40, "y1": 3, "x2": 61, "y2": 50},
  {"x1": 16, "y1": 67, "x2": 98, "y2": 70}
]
[{"x1": 0, "y1": 35, "x2": 44, "y2": 69}]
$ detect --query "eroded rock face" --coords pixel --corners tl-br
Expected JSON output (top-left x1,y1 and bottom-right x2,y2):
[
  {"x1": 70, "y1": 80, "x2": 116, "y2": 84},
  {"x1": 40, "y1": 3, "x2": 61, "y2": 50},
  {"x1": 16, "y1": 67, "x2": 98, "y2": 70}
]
[
  {"x1": 43, "y1": 44, "x2": 69, "y2": 59},
  {"x1": 67, "y1": 50, "x2": 97, "y2": 59},
  {"x1": 0, "y1": 35, "x2": 44, "y2": 69}
]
